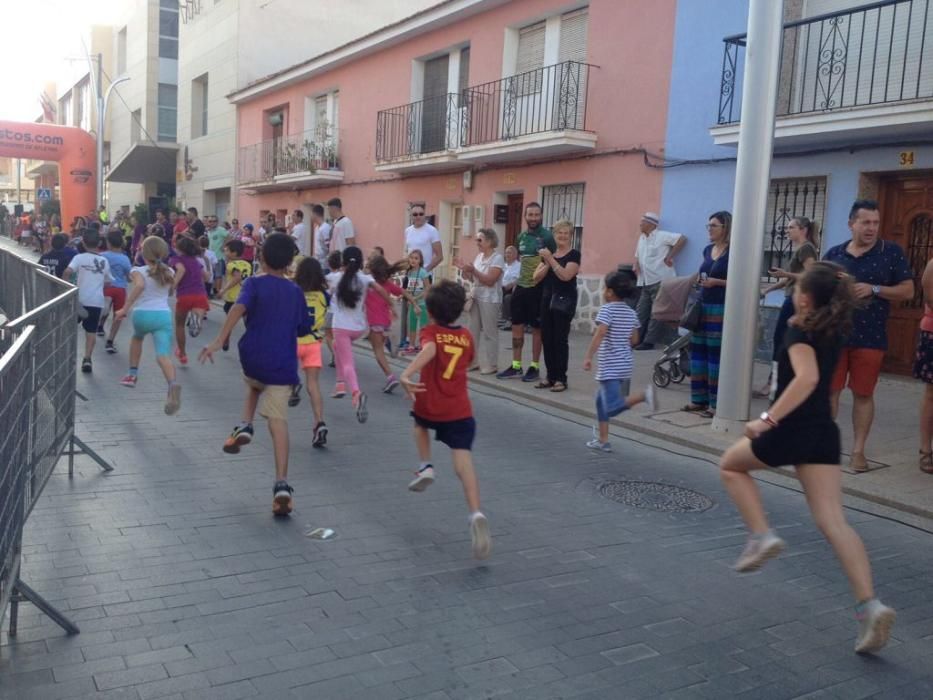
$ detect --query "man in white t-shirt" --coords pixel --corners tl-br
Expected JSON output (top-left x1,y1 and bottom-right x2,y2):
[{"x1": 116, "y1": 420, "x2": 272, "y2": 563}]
[
  {"x1": 290, "y1": 209, "x2": 311, "y2": 257},
  {"x1": 499, "y1": 245, "x2": 520, "y2": 329},
  {"x1": 632, "y1": 211, "x2": 685, "y2": 350},
  {"x1": 327, "y1": 198, "x2": 355, "y2": 253},
  {"x1": 404, "y1": 205, "x2": 443, "y2": 275},
  {"x1": 311, "y1": 204, "x2": 331, "y2": 266},
  {"x1": 65, "y1": 227, "x2": 113, "y2": 374}
]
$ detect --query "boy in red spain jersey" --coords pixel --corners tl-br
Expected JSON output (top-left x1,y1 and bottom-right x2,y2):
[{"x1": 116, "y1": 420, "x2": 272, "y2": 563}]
[{"x1": 400, "y1": 280, "x2": 491, "y2": 560}]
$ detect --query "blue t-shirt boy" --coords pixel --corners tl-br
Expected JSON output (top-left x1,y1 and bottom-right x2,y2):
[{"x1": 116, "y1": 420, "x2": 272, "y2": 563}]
[{"x1": 102, "y1": 250, "x2": 132, "y2": 289}]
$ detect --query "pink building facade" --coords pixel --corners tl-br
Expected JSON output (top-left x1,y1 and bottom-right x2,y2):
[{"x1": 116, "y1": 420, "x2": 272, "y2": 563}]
[{"x1": 230, "y1": 0, "x2": 676, "y2": 327}]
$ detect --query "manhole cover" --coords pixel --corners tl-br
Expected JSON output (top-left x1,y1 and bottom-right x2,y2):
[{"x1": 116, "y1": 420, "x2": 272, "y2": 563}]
[{"x1": 598, "y1": 480, "x2": 713, "y2": 513}]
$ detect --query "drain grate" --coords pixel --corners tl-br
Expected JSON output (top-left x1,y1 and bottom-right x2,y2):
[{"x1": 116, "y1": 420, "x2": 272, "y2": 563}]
[{"x1": 598, "y1": 480, "x2": 714, "y2": 513}]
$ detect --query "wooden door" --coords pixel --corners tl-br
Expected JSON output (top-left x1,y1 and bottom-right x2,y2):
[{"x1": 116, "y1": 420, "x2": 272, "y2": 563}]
[
  {"x1": 879, "y1": 175, "x2": 933, "y2": 374},
  {"x1": 421, "y1": 55, "x2": 449, "y2": 153},
  {"x1": 505, "y1": 194, "x2": 524, "y2": 249}
]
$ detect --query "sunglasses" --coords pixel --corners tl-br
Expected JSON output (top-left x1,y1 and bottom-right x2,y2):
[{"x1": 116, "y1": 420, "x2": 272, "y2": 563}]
[{"x1": 411, "y1": 212, "x2": 425, "y2": 216}]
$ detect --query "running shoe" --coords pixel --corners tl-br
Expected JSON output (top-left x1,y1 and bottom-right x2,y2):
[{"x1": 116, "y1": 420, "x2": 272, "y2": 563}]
[
  {"x1": 586, "y1": 438, "x2": 612, "y2": 453},
  {"x1": 383, "y1": 374, "x2": 399, "y2": 394},
  {"x1": 733, "y1": 532, "x2": 786, "y2": 572},
  {"x1": 223, "y1": 424, "x2": 254, "y2": 454},
  {"x1": 273, "y1": 481, "x2": 294, "y2": 516},
  {"x1": 401, "y1": 346, "x2": 419, "y2": 356},
  {"x1": 331, "y1": 382, "x2": 346, "y2": 399},
  {"x1": 174, "y1": 348, "x2": 188, "y2": 366},
  {"x1": 164, "y1": 384, "x2": 182, "y2": 416},
  {"x1": 496, "y1": 366, "x2": 523, "y2": 380},
  {"x1": 408, "y1": 465, "x2": 435, "y2": 492},
  {"x1": 120, "y1": 374, "x2": 137, "y2": 387},
  {"x1": 354, "y1": 392, "x2": 368, "y2": 423},
  {"x1": 645, "y1": 385, "x2": 658, "y2": 412},
  {"x1": 81, "y1": 358, "x2": 92, "y2": 374},
  {"x1": 187, "y1": 312, "x2": 202, "y2": 338},
  {"x1": 288, "y1": 384, "x2": 302, "y2": 407},
  {"x1": 312, "y1": 422, "x2": 328, "y2": 448},
  {"x1": 521, "y1": 367, "x2": 540, "y2": 383},
  {"x1": 854, "y1": 599, "x2": 896, "y2": 654},
  {"x1": 96, "y1": 327, "x2": 105, "y2": 337},
  {"x1": 470, "y1": 512, "x2": 491, "y2": 560},
  {"x1": 105, "y1": 340, "x2": 117, "y2": 354}
]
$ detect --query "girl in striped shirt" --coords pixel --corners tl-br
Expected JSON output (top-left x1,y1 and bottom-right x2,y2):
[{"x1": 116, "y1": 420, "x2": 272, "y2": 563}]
[{"x1": 582, "y1": 271, "x2": 656, "y2": 452}]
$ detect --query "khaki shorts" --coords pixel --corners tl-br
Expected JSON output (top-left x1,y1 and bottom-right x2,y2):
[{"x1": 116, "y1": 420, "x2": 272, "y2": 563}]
[{"x1": 242, "y1": 375, "x2": 291, "y2": 420}]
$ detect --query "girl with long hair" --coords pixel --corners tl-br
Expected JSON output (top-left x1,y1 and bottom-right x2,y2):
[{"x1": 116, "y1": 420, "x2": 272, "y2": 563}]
[
  {"x1": 366, "y1": 255, "x2": 416, "y2": 393},
  {"x1": 291, "y1": 257, "x2": 330, "y2": 447},
  {"x1": 115, "y1": 236, "x2": 181, "y2": 415},
  {"x1": 170, "y1": 235, "x2": 212, "y2": 363},
  {"x1": 719, "y1": 262, "x2": 895, "y2": 654},
  {"x1": 331, "y1": 246, "x2": 394, "y2": 422},
  {"x1": 401, "y1": 249, "x2": 431, "y2": 355}
]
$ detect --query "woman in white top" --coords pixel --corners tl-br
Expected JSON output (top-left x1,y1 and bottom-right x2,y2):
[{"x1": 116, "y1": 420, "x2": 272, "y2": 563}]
[
  {"x1": 115, "y1": 236, "x2": 181, "y2": 415},
  {"x1": 330, "y1": 245, "x2": 393, "y2": 423},
  {"x1": 457, "y1": 228, "x2": 505, "y2": 374}
]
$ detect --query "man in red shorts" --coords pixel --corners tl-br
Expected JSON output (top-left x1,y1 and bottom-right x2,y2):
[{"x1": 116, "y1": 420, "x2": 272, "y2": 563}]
[{"x1": 823, "y1": 200, "x2": 914, "y2": 471}]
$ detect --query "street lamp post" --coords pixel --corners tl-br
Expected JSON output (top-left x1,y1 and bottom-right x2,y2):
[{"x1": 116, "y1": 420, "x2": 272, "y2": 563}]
[
  {"x1": 711, "y1": 0, "x2": 784, "y2": 434},
  {"x1": 97, "y1": 75, "x2": 129, "y2": 210}
]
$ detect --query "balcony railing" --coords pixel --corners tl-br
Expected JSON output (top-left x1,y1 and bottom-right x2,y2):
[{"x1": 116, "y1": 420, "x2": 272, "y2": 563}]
[
  {"x1": 238, "y1": 128, "x2": 340, "y2": 184},
  {"x1": 375, "y1": 60, "x2": 592, "y2": 162},
  {"x1": 459, "y1": 61, "x2": 591, "y2": 147},
  {"x1": 376, "y1": 93, "x2": 462, "y2": 162},
  {"x1": 718, "y1": 0, "x2": 933, "y2": 125}
]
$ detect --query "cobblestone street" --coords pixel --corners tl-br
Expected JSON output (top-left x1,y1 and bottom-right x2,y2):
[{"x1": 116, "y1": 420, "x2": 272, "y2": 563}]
[{"x1": 2, "y1": 309, "x2": 933, "y2": 699}]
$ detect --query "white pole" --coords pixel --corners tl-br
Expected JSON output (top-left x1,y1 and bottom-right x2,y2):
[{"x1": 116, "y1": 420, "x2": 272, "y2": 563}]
[
  {"x1": 711, "y1": 0, "x2": 784, "y2": 434},
  {"x1": 98, "y1": 76, "x2": 130, "y2": 211}
]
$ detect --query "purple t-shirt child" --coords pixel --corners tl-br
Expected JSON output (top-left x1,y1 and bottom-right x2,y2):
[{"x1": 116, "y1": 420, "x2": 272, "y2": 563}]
[{"x1": 170, "y1": 254, "x2": 206, "y2": 297}]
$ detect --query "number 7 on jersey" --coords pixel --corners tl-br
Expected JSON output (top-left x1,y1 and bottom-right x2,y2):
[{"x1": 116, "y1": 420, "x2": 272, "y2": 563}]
[{"x1": 442, "y1": 345, "x2": 464, "y2": 379}]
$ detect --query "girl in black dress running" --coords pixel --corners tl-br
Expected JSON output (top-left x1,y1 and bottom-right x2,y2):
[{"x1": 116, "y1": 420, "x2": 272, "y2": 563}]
[{"x1": 719, "y1": 262, "x2": 895, "y2": 654}]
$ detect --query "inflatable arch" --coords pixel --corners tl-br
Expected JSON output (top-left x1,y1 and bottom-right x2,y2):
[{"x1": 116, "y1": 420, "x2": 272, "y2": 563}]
[{"x1": 0, "y1": 121, "x2": 96, "y2": 229}]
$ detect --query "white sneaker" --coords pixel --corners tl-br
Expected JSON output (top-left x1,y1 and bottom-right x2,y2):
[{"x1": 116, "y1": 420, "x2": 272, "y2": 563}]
[
  {"x1": 586, "y1": 438, "x2": 612, "y2": 453},
  {"x1": 408, "y1": 466, "x2": 435, "y2": 492},
  {"x1": 470, "y1": 512, "x2": 491, "y2": 560},
  {"x1": 733, "y1": 532, "x2": 785, "y2": 572},
  {"x1": 644, "y1": 385, "x2": 657, "y2": 412},
  {"x1": 854, "y1": 600, "x2": 896, "y2": 654}
]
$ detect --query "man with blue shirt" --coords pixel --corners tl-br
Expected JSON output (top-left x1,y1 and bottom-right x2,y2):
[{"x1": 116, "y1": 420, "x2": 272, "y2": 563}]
[{"x1": 823, "y1": 199, "x2": 914, "y2": 472}]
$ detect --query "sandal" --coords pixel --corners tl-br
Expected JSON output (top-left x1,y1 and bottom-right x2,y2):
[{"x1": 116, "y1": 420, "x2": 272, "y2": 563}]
[
  {"x1": 920, "y1": 451, "x2": 933, "y2": 474},
  {"x1": 700, "y1": 409, "x2": 715, "y2": 419},
  {"x1": 550, "y1": 382, "x2": 567, "y2": 393},
  {"x1": 535, "y1": 380, "x2": 555, "y2": 389},
  {"x1": 682, "y1": 404, "x2": 708, "y2": 413}
]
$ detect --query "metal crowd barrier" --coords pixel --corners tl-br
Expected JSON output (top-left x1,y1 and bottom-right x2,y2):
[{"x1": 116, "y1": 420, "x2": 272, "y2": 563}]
[{"x1": 0, "y1": 247, "x2": 115, "y2": 639}]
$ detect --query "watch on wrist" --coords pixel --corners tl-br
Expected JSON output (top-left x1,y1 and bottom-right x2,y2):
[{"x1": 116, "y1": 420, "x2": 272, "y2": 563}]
[
  {"x1": 759, "y1": 412, "x2": 779, "y2": 428},
  {"x1": 871, "y1": 285, "x2": 881, "y2": 297}
]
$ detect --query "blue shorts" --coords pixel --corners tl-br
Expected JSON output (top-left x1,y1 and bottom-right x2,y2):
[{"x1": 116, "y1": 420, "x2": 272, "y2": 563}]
[
  {"x1": 412, "y1": 413, "x2": 476, "y2": 451},
  {"x1": 132, "y1": 309, "x2": 173, "y2": 357}
]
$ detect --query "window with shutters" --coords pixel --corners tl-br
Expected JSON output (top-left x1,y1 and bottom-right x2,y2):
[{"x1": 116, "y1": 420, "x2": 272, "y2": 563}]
[
  {"x1": 762, "y1": 177, "x2": 827, "y2": 281},
  {"x1": 516, "y1": 21, "x2": 546, "y2": 95},
  {"x1": 558, "y1": 8, "x2": 589, "y2": 63}
]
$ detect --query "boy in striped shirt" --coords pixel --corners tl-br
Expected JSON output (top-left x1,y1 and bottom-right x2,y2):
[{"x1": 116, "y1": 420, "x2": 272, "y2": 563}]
[{"x1": 583, "y1": 271, "x2": 656, "y2": 452}]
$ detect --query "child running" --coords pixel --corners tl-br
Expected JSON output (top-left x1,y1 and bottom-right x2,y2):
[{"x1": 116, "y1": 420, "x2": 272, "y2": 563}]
[
  {"x1": 366, "y1": 255, "x2": 417, "y2": 394},
  {"x1": 199, "y1": 235, "x2": 218, "y2": 299},
  {"x1": 290, "y1": 256, "x2": 330, "y2": 448},
  {"x1": 400, "y1": 280, "x2": 490, "y2": 560},
  {"x1": 719, "y1": 262, "x2": 895, "y2": 654},
  {"x1": 64, "y1": 227, "x2": 112, "y2": 374},
  {"x1": 218, "y1": 239, "x2": 252, "y2": 351},
  {"x1": 199, "y1": 233, "x2": 310, "y2": 516},
  {"x1": 171, "y1": 236, "x2": 211, "y2": 364},
  {"x1": 114, "y1": 236, "x2": 181, "y2": 415},
  {"x1": 401, "y1": 249, "x2": 431, "y2": 355},
  {"x1": 323, "y1": 250, "x2": 342, "y2": 369},
  {"x1": 582, "y1": 271, "x2": 656, "y2": 452},
  {"x1": 99, "y1": 229, "x2": 133, "y2": 354},
  {"x1": 330, "y1": 246, "x2": 395, "y2": 421}
]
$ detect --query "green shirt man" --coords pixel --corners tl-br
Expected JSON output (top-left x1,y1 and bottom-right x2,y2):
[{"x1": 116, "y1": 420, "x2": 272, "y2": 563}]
[{"x1": 516, "y1": 226, "x2": 555, "y2": 288}]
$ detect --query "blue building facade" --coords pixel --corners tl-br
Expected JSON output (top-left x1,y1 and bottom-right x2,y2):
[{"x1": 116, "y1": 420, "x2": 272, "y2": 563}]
[{"x1": 658, "y1": 0, "x2": 933, "y2": 373}]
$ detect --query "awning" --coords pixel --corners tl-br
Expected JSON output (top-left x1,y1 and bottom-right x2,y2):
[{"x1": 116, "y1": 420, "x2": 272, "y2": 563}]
[
  {"x1": 26, "y1": 161, "x2": 57, "y2": 178},
  {"x1": 106, "y1": 142, "x2": 178, "y2": 184}
]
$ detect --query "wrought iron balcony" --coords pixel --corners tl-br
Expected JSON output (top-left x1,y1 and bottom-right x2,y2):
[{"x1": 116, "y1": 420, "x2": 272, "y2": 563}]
[
  {"x1": 718, "y1": 0, "x2": 933, "y2": 125},
  {"x1": 375, "y1": 61, "x2": 595, "y2": 170},
  {"x1": 237, "y1": 128, "x2": 341, "y2": 190}
]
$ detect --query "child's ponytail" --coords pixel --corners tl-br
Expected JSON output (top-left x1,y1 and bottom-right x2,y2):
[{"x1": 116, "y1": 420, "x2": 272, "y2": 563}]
[
  {"x1": 337, "y1": 245, "x2": 364, "y2": 308},
  {"x1": 796, "y1": 261, "x2": 861, "y2": 340},
  {"x1": 141, "y1": 236, "x2": 174, "y2": 287}
]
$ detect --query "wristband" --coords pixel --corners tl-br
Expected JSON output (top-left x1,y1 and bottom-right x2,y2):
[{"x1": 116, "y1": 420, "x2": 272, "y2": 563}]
[{"x1": 759, "y1": 411, "x2": 779, "y2": 428}]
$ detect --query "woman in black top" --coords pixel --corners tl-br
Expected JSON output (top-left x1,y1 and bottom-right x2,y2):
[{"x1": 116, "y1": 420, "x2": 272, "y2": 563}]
[
  {"x1": 533, "y1": 219, "x2": 581, "y2": 392},
  {"x1": 719, "y1": 262, "x2": 895, "y2": 655}
]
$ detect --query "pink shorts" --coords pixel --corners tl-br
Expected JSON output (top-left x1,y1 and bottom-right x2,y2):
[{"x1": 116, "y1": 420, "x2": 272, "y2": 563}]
[{"x1": 297, "y1": 342, "x2": 322, "y2": 369}]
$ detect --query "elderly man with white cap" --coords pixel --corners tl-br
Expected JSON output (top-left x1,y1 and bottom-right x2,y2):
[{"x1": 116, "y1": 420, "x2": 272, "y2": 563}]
[{"x1": 633, "y1": 211, "x2": 686, "y2": 350}]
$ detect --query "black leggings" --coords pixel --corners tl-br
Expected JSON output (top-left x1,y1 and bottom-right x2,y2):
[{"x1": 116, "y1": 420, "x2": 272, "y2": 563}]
[{"x1": 540, "y1": 301, "x2": 573, "y2": 384}]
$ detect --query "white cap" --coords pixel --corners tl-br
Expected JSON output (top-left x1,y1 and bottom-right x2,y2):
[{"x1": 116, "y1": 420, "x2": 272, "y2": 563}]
[{"x1": 642, "y1": 212, "x2": 660, "y2": 226}]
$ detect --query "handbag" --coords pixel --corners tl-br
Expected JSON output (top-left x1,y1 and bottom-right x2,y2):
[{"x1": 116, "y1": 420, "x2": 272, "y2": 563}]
[
  {"x1": 680, "y1": 289, "x2": 702, "y2": 332},
  {"x1": 549, "y1": 292, "x2": 577, "y2": 316}
]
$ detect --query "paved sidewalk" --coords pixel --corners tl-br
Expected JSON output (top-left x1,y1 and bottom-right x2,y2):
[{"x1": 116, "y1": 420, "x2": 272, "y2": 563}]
[{"x1": 2, "y1": 307, "x2": 933, "y2": 699}]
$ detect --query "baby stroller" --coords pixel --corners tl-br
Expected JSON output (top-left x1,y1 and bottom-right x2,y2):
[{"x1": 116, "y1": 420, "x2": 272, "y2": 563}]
[{"x1": 649, "y1": 274, "x2": 696, "y2": 388}]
